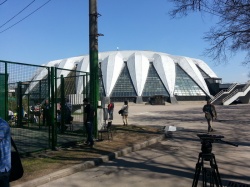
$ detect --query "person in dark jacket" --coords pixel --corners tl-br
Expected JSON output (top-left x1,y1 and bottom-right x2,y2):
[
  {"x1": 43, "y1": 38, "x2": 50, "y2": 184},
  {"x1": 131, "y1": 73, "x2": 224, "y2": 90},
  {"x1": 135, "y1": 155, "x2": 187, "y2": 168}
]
[
  {"x1": 65, "y1": 98, "x2": 72, "y2": 124},
  {"x1": 83, "y1": 98, "x2": 95, "y2": 148},
  {"x1": 107, "y1": 101, "x2": 114, "y2": 120},
  {"x1": 203, "y1": 100, "x2": 217, "y2": 133},
  {"x1": 42, "y1": 100, "x2": 50, "y2": 126}
]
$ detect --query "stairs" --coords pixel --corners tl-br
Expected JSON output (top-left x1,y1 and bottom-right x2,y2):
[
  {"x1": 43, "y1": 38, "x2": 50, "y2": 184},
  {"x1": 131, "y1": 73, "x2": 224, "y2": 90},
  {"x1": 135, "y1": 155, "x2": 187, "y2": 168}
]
[
  {"x1": 210, "y1": 83, "x2": 238, "y2": 105},
  {"x1": 222, "y1": 82, "x2": 250, "y2": 105}
]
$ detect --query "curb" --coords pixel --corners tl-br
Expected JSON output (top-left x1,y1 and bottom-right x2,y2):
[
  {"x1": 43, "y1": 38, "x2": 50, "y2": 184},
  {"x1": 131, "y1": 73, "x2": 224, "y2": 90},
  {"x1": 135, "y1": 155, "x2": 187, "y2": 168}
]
[{"x1": 13, "y1": 134, "x2": 165, "y2": 187}]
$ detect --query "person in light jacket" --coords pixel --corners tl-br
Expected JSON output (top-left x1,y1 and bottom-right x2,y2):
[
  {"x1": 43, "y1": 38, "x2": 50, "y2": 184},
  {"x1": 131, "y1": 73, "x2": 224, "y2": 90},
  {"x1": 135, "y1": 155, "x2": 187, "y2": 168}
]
[{"x1": 120, "y1": 100, "x2": 128, "y2": 126}]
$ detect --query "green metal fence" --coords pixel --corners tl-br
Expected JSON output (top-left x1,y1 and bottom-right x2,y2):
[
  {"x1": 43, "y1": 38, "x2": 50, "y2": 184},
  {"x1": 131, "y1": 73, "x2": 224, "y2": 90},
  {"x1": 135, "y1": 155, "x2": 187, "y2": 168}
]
[
  {"x1": 0, "y1": 73, "x2": 7, "y2": 119},
  {"x1": 0, "y1": 60, "x2": 89, "y2": 154}
]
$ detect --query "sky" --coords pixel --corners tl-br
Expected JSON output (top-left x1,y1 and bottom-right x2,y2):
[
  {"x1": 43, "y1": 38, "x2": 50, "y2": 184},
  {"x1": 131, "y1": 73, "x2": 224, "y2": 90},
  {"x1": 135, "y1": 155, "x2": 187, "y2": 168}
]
[{"x1": 0, "y1": 0, "x2": 249, "y2": 83}]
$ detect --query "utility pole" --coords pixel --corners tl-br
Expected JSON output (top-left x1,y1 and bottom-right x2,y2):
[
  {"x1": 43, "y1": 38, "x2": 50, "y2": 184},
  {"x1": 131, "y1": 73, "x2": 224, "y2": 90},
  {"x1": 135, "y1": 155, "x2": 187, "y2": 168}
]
[{"x1": 89, "y1": 0, "x2": 100, "y2": 137}]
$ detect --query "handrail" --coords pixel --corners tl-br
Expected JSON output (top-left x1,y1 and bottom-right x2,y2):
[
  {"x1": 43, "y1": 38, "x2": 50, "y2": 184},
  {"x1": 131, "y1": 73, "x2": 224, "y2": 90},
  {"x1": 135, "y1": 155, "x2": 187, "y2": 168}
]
[
  {"x1": 242, "y1": 81, "x2": 250, "y2": 92},
  {"x1": 222, "y1": 89, "x2": 239, "y2": 103},
  {"x1": 210, "y1": 89, "x2": 225, "y2": 101},
  {"x1": 222, "y1": 82, "x2": 250, "y2": 103},
  {"x1": 210, "y1": 83, "x2": 238, "y2": 103}
]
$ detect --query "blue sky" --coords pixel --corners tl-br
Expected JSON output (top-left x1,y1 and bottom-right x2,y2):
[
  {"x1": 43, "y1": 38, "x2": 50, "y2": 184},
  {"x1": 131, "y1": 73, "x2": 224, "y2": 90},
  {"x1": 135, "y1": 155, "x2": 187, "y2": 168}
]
[{"x1": 0, "y1": 0, "x2": 248, "y2": 83}]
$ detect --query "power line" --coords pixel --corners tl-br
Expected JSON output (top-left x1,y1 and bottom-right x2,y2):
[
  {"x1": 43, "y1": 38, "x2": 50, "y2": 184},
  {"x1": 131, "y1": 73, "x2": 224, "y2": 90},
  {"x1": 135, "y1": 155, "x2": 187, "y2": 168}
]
[
  {"x1": 0, "y1": 0, "x2": 36, "y2": 29},
  {"x1": 0, "y1": 0, "x2": 8, "y2": 6},
  {"x1": 0, "y1": 0, "x2": 52, "y2": 34}
]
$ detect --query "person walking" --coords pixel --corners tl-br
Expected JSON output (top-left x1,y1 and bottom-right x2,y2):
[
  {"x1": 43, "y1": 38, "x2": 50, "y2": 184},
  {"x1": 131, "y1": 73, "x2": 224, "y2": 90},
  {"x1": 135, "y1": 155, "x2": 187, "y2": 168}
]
[
  {"x1": 42, "y1": 99, "x2": 50, "y2": 126},
  {"x1": 202, "y1": 100, "x2": 217, "y2": 133},
  {"x1": 65, "y1": 98, "x2": 72, "y2": 124},
  {"x1": 107, "y1": 101, "x2": 114, "y2": 120},
  {"x1": 83, "y1": 98, "x2": 95, "y2": 148},
  {"x1": 120, "y1": 100, "x2": 129, "y2": 126},
  {"x1": 0, "y1": 118, "x2": 11, "y2": 187}
]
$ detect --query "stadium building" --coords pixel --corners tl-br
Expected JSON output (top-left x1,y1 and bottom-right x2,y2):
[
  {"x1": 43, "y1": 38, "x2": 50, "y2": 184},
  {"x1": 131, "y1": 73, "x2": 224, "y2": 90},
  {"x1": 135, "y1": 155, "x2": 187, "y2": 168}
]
[{"x1": 38, "y1": 50, "x2": 222, "y2": 104}]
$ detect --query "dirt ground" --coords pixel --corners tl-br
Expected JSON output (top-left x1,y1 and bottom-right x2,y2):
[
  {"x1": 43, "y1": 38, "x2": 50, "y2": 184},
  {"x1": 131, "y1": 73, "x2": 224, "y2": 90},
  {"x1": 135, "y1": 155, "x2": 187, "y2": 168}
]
[{"x1": 11, "y1": 125, "x2": 162, "y2": 186}]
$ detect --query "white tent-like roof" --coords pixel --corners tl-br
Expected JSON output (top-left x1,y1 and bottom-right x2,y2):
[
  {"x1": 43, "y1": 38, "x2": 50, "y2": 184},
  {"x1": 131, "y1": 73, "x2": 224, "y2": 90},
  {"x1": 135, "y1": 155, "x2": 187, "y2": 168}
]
[{"x1": 31, "y1": 50, "x2": 218, "y2": 98}]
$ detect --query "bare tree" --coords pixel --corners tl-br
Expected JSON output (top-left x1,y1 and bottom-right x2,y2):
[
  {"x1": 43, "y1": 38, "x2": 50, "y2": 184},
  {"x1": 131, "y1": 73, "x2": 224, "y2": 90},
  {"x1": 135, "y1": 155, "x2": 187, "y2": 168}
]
[{"x1": 169, "y1": 0, "x2": 250, "y2": 65}]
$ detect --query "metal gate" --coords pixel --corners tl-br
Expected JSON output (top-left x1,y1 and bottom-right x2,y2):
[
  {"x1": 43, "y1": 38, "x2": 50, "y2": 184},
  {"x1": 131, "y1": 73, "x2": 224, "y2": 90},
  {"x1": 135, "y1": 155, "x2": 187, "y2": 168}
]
[{"x1": 0, "y1": 60, "x2": 89, "y2": 154}]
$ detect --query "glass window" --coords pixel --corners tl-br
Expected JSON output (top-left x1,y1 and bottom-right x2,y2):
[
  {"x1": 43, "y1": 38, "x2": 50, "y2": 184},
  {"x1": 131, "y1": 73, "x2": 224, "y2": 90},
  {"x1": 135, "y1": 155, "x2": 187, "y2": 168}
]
[
  {"x1": 111, "y1": 63, "x2": 136, "y2": 97},
  {"x1": 174, "y1": 65, "x2": 205, "y2": 96},
  {"x1": 142, "y1": 63, "x2": 169, "y2": 97}
]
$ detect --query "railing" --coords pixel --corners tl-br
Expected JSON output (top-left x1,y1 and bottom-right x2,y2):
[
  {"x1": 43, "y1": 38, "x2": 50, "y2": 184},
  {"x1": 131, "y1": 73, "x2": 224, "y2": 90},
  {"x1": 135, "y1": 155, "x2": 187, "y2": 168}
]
[
  {"x1": 242, "y1": 81, "x2": 250, "y2": 92},
  {"x1": 222, "y1": 82, "x2": 250, "y2": 104},
  {"x1": 222, "y1": 89, "x2": 239, "y2": 103},
  {"x1": 210, "y1": 83, "x2": 238, "y2": 103},
  {"x1": 210, "y1": 89, "x2": 225, "y2": 102}
]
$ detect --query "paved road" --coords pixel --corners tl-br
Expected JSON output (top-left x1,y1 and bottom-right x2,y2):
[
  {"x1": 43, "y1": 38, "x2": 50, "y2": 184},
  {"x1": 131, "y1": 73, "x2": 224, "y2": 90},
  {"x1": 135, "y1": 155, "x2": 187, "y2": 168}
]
[{"x1": 37, "y1": 102, "x2": 250, "y2": 187}]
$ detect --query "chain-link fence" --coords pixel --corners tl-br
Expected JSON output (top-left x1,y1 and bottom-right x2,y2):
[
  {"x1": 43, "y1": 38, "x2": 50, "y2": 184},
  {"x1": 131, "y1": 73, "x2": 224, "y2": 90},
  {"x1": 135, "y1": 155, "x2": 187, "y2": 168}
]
[{"x1": 0, "y1": 60, "x2": 89, "y2": 154}]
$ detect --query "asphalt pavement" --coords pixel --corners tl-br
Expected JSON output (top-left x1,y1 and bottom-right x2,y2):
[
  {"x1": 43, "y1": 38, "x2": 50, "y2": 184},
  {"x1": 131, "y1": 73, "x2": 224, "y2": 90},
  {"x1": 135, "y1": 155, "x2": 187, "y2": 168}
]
[{"x1": 14, "y1": 102, "x2": 250, "y2": 187}]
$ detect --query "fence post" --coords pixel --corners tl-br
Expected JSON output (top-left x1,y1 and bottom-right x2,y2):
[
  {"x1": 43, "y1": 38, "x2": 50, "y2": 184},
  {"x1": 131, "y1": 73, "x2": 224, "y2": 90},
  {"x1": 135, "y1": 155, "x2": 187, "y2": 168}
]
[
  {"x1": 17, "y1": 81, "x2": 22, "y2": 127},
  {"x1": 4, "y1": 62, "x2": 8, "y2": 120},
  {"x1": 39, "y1": 80, "x2": 42, "y2": 128},
  {"x1": 50, "y1": 67, "x2": 56, "y2": 150},
  {"x1": 60, "y1": 75, "x2": 65, "y2": 133},
  {"x1": 47, "y1": 68, "x2": 51, "y2": 146},
  {"x1": 54, "y1": 68, "x2": 58, "y2": 143}
]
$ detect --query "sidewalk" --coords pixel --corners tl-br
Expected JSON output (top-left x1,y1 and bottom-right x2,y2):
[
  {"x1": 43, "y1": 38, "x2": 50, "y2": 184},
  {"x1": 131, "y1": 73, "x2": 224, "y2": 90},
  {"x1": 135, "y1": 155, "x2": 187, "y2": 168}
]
[{"x1": 13, "y1": 102, "x2": 250, "y2": 187}]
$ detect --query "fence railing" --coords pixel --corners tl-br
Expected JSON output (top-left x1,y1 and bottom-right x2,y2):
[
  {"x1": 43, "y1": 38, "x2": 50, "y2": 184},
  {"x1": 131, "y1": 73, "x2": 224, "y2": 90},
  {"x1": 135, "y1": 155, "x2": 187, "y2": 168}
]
[{"x1": 0, "y1": 60, "x2": 89, "y2": 154}]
